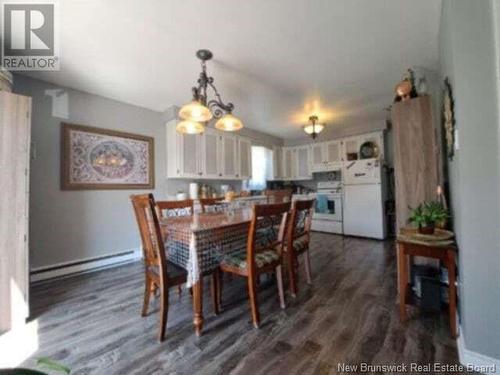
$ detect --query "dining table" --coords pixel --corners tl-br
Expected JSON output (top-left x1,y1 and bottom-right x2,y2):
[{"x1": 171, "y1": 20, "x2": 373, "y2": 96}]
[{"x1": 161, "y1": 207, "x2": 255, "y2": 336}]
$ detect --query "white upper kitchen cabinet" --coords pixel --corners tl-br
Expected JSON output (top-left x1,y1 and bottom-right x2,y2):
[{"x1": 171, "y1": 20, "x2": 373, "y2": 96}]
[
  {"x1": 167, "y1": 120, "x2": 252, "y2": 180},
  {"x1": 311, "y1": 140, "x2": 342, "y2": 172},
  {"x1": 271, "y1": 146, "x2": 283, "y2": 180},
  {"x1": 221, "y1": 133, "x2": 238, "y2": 179},
  {"x1": 277, "y1": 145, "x2": 311, "y2": 181},
  {"x1": 237, "y1": 137, "x2": 252, "y2": 179},
  {"x1": 166, "y1": 119, "x2": 201, "y2": 178},
  {"x1": 325, "y1": 140, "x2": 342, "y2": 164},
  {"x1": 294, "y1": 145, "x2": 312, "y2": 180},
  {"x1": 201, "y1": 128, "x2": 223, "y2": 179},
  {"x1": 282, "y1": 147, "x2": 293, "y2": 180},
  {"x1": 311, "y1": 143, "x2": 324, "y2": 167},
  {"x1": 182, "y1": 133, "x2": 202, "y2": 177}
]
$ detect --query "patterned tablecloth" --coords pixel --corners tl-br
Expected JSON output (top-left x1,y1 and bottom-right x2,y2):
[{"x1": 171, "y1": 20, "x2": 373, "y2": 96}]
[{"x1": 161, "y1": 208, "x2": 254, "y2": 286}]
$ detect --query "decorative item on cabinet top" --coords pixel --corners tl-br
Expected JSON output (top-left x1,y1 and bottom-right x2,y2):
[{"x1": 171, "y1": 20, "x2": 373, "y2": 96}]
[
  {"x1": 166, "y1": 120, "x2": 251, "y2": 180},
  {"x1": 394, "y1": 68, "x2": 419, "y2": 102}
]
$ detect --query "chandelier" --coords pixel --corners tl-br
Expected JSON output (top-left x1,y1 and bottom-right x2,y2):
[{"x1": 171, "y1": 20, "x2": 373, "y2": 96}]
[
  {"x1": 177, "y1": 49, "x2": 243, "y2": 134},
  {"x1": 304, "y1": 115, "x2": 325, "y2": 139}
]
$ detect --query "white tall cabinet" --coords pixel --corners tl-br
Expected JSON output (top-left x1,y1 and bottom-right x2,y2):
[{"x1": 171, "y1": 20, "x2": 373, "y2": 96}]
[{"x1": 0, "y1": 91, "x2": 31, "y2": 333}]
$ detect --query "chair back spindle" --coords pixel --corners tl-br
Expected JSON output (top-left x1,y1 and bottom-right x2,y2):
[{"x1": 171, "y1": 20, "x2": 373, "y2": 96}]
[
  {"x1": 156, "y1": 199, "x2": 194, "y2": 218},
  {"x1": 200, "y1": 197, "x2": 225, "y2": 213},
  {"x1": 247, "y1": 202, "x2": 290, "y2": 272},
  {"x1": 130, "y1": 194, "x2": 167, "y2": 273},
  {"x1": 264, "y1": 189, "x2": 293, "y2": 204}
]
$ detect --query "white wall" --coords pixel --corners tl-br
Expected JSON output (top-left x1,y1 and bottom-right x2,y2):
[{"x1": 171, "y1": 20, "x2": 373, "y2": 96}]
[
  {"x1": 14, "y1": 75, "x2": 165, "y2": 269},
  {"x1": 439, "y1": 0, "x2": 500, "y2": 361}
]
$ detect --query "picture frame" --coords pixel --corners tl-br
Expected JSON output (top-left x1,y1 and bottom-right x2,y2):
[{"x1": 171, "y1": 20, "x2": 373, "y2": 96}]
[{"x1": 61, "y1": 123, "x2": 154, "y2": 190}]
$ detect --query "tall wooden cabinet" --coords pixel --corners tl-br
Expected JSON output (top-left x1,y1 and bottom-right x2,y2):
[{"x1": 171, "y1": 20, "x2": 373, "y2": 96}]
[
  {"x1": 0, "y1": 91, "x2": 31, "y2": 333},
  {"x1": 391, "y1": 95, "x2": 441, "y2": 231}
]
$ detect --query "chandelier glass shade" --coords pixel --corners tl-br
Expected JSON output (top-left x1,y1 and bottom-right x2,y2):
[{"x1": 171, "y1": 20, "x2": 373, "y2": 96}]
[
  {"x1": 304, "y1": 115, "x2": 325, "y2": 139},
  {"x1": 175, "y1": 120, "x2": 205, "y2": 135},
  {"x1": 215, "y1": 113, "x2": 243, "y2": 132},
  {"x1": 178, "y1": 100, "x2": 213, "y2": 122},
  {"x1": 177, "y1": 49, "x2": 243, "y2": 134}
]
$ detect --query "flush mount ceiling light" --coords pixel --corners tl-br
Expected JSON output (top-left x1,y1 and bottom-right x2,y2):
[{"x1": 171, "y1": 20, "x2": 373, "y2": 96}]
[
  {"x1": 304, "y1": 115, "x2": 325, "y2": 139},
  {"x1": 178, "y1": 49, "x2": 244, "y2": 134}
]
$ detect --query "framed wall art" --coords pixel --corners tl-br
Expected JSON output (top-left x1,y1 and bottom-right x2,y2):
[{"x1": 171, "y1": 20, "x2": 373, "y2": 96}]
[{"x1": 61, "y1": 123, "x2": 154, "y2": 190}]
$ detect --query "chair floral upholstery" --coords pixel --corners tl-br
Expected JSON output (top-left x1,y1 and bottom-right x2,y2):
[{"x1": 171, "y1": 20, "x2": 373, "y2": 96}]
[
  {"x1": 222, "y1": 249, "x2": 280, "y2": 269},
  {"x1": 292, "y1": 236, "x2": 309, "y2": 255}
]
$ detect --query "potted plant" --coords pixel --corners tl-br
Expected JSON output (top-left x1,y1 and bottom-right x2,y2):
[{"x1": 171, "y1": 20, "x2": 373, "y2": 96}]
[{"x1": 409, "y1": 201, "x2": 449, "y2": 234}]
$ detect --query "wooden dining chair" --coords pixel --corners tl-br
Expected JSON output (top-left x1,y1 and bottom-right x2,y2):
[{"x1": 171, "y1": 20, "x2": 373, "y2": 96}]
[
  {"x1": 264, "y1": 189, "x2": 292, "y2": 203},
  {"x1": 285, "y1": 199, "x2": 315, "y2": 297},
  {"x1": 200, "y1": 197, "x2": 225, "y2": 213},
  {"x1": 220, "y1": 202, "x2": 290, "y2": 328},
  {"x1": 130, "y1": 194, "x2": 187, "y2": 341},
  {"x1": 154, "y1": 199, "x2": 194, "y2": 296},
  {"x1": 156, "y1": 199, "x2": 194, "y2": 218}
]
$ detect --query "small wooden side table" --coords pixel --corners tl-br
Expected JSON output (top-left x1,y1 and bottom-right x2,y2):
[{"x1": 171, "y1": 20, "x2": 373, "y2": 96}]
[{"x1": 397, "y1": 231, "x2": 457, "y2": 338}]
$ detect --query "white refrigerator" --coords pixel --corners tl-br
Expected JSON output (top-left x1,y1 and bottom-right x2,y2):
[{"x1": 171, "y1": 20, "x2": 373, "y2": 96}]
[{"x1": 343, "y1": 159, "x2": 386, "y2": 239}]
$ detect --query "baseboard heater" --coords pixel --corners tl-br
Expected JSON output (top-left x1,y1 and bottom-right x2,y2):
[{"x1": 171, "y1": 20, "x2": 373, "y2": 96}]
[{"x1": 30, "y1": 248, "x2": 142, "y2": 283}]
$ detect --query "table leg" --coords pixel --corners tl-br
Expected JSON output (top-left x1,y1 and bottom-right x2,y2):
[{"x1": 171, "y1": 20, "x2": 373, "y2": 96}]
[
  {"x1": 192, "y1": 276, "x2": 204, "y2": 337},
  {"x1": 211, "y1": 269, "x2": 221, "y2": 315},
  {"x1": 447, "y1": 250, "x2": 457, "y2": 338},
  {"x1": 397, "y1": 243, "x2": 408, "y2": 321}
]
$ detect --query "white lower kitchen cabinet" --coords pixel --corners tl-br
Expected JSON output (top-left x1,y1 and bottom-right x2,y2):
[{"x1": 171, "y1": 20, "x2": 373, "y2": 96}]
[{"x1": 166, "y1": 119, "x2": 252, "y2": 180}]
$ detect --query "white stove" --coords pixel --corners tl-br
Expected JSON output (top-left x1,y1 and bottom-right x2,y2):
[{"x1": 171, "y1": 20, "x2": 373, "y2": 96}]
[{"x1": 309, "y1": 181, "x2": 343, "y2": 234}]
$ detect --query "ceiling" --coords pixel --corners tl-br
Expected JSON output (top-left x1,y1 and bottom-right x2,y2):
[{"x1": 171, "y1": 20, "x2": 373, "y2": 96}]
[{"x1": 23, "y1": 0, "x2": 442, "y2": 139}]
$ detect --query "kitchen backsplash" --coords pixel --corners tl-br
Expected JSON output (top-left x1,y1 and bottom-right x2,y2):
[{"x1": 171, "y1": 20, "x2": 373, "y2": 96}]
[{"x1": 165, "y1": 179, "x2": 243, "y2": 199}]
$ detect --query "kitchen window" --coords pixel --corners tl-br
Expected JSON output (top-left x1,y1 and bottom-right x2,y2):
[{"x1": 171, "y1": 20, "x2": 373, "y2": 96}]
[{"x1": 247, "y1": 146, "x2": 272, "y2": 190}]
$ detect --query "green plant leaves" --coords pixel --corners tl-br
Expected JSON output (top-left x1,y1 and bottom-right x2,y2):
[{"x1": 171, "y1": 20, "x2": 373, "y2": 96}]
[
  {"x1": 408, "y1": 201, "x2": 449, "y2": 226},
  {"x1": 36, "y1": 358, "x2": 70, "y2": 375}
]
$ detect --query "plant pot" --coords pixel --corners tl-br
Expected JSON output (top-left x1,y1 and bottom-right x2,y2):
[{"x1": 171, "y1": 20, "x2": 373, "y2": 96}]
[
  {"x1": 435, "y1": 219, "x2": 447, "y2": 230},
  {"x1": 418, "y1": 224, "x2": 435, "y2": 235}
]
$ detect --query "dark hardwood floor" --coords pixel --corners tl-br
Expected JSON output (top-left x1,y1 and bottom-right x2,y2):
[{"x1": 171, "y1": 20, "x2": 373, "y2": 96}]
[{"x1": 24, "y1": 233, "x2": 459, "y2": 374}]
